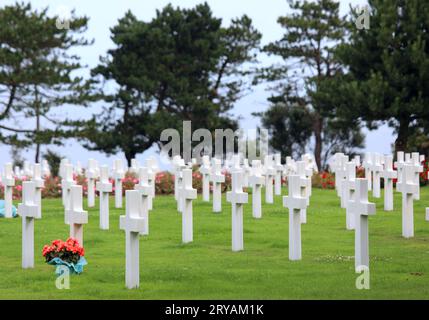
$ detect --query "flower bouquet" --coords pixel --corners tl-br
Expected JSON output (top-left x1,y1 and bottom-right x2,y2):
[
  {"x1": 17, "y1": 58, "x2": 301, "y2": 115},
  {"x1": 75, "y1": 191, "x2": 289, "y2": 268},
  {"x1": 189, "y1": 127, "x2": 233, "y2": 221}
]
[{"x1": 42, "y1": 238, "x2": 87, "y2": 275}]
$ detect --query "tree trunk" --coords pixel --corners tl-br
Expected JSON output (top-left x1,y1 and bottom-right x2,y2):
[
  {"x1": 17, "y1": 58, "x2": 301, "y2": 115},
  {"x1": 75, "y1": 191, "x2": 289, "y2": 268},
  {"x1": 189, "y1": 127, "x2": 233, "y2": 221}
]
[
  {"x1": 313, "y1": 114, "x2": 323, "y2": 171},
  {"x1": 125, "y1": 151, "x2": 136, "y2": 168},
  {"x1": 35, "y1": 87, "x2": 41, "y2": 163},
  {"x1": 394, "y1": 118, "x2": 410, "y2": 154}
]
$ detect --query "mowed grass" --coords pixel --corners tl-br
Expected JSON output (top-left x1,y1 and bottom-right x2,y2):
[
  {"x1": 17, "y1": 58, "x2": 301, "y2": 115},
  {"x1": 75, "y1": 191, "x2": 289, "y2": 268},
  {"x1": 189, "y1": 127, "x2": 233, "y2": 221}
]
[{"x1": 0, "y1": 186, "x2": 429, "y2": 300}]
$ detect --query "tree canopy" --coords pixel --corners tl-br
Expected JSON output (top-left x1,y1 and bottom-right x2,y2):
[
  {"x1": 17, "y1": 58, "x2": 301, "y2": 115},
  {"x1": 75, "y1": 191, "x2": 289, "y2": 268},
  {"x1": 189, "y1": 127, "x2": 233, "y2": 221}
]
[
  {"x1": 81, "y1": 3, "x2": 261, "y2": 165},
  {"x1": 334, "y1": 0, "x2": 429, "y2": 154},
  {"x1": 0, "y1": 2, "x2": 95, "y2": 162}
]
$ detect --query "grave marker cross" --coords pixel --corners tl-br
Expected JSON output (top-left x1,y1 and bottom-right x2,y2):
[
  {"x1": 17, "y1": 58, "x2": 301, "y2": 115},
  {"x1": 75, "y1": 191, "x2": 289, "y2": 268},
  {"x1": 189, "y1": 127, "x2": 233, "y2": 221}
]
[
  {"x1": 283, "y1": 175, "x2": 308, "y2": 260},
  {"x1": 343, "y1": 161, "x2": 357, "y2": 230},
  {"x1": 65, "y1": 185, "x2": 88, "y2": 246},
  {"x1": 180, "y1": 169, "x2": 197, "y2": 243},
  {"x1": 32, "y1": 164, "x2": 44, "y2": 219},
  {"x1": 400, "y1": 164, "x2": 419, "y2": 238},
  {"x1": 249, "y1": 160, "x2": 265, "y2": 219},
  {"x1": 296, "y1": 161, "x2": 311, "y2": 224},
  {"x1": 113, "y1": 159, "x2": 125, "y2": 208},
  {"x1": 199, "y1": 155, "x2": 212, "y2": 202},
  {"x1": 348, "y1": 178, "x2": 376, "y2": 269},
  {"x1": 119, "y1": 190, "x2": 145, "y2": 289},
  {"x1": 18, "y1": 182, "x2": 39, "y2": 269},
  {"x1": 86, "y1": 159, "x2": 99, "y2": 208},
  {"x1": 62, "y1": 164, "x2": 74, "y2": 211},
  {"x1": 362, "y1": 152, "x2": 373, "y2": 191},
  {"x1": 264, "y1": 155, "x2": 275, "y2": 204},
  {"x1": 395, "y1": 151, "x2": 405, "y2": 193},
  {"x1": 135, "y1": 167, "x2": 151, "y2": 235},
  {"x1": 382, "y1": 155, "x2": 397, "y2": 211},
  {"x1": 211, "y1": 159, "x2": 225, "y2": 213},
  {"x1": 227, "y1": 170, "x2": 248, "y2": 251},
  {"x1": 371, "y1": 153, "x2": 383, "y2": 198},
  {"x1": 96, "y1": 165, "x2": 112, "y2": 230},
  {"x1": 274, "y1": 153, "x2": 284, "y2": 196},
  {"x1": 2, "y1": 163, "x2": 15, "y2": 218}
]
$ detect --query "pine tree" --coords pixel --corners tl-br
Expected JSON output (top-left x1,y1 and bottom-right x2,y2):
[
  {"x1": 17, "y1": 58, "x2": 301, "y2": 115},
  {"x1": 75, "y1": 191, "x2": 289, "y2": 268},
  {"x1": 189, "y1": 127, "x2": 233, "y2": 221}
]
[
  {"x1": 0, "y1": 2, "x2": 95, "y2": 162},
  {"x1": 255, "y1": 0, "x2": 364, "y2": 169},
  {"x1": 83, "y1": 3, "x2": 261, "y2": 165},
  {"x1": 335, "y1": 0, "x2": 429, "y2": 154}
]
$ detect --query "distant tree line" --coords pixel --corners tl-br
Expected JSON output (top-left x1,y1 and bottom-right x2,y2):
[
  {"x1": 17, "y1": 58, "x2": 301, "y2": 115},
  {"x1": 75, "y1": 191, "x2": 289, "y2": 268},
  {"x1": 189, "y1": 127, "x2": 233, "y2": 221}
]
[{"x1": 1, "y1": 0, "x2": 428, "y2": 169}]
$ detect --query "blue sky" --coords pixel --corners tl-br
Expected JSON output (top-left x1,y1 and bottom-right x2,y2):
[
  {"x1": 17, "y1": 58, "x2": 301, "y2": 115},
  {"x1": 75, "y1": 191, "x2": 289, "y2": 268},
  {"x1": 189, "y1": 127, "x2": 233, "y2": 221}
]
[{"x1": 0, "y1": 0, "x2": 394, "y2": 169}]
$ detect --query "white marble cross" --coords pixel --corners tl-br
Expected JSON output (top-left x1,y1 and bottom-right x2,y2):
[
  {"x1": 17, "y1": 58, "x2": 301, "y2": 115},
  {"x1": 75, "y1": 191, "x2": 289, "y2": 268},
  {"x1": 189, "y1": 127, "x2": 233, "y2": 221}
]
[
  {"x1": 343, "y1": 161, "x2": 357, "y2": 230},
  {"x1": 395, "y1": 151, "x2": 405, "y2": 193},
  {"x1": 199, "y1": 155, "x2": 211, "y2": 202},
  {"x1": 302, "y1": 154, "x2": 314, "y2": 200},
  {"x1": 146, "y1": 157, "x2": 158, "y2": 211},
  {"x1": 333, "y1": 153, "x2": 348, "y2": 203},
  {"x1": 348, "y1": 178, "x2": 376, "y2": 269},
  {"x1": 211, "y1": 159, "x2": 225, "y2": 213},
  {"x1": 296, "y1": 161, "x2": 311, "y2": 224},
  {"x1": 242, "y1": 158, "x2": 251, "y2": 188},
  {"x1": 426, "y1": 164, "x2": 429, "y2": 222},
  {"x1": 353, "y1": 155, "x2": 361, "y2": 167},
  {"x1": 223, "y1": 157, "x2": 232, "y2": 172},
  {"x1": 283, "y1": 174, "x2": 308, "y2": 260},
  {"x1": 32, "y1": 164, "x2": 44, "y2": 219},
  {"x1": 371, "y1": 153, "x2": 383, "y2": 198},
  {"x1": 227, "y1": 170, "x2": 248, "y2": 251},
  {"x1": 180, "y1": 169, "x2": 197, "y2": 243},
  {"x1": 264, "y1": 155, "x2": 275, "y2": 204},
  {"x1": 65, "y1": 185, "x2": 88, "y2": 246},
  {"x1": 130, "y1": 158, "x2": 140, "y2": 175},
  {"x1": 274, "y1": 153, "x2": 284, "y2": 196},
  {"x1": 62, "y1": 164, "x2": 74, "y2": 211},
  {"x1": 284, "y1": 156, "x2": 297, "y2": 176},
  {"x1": 249, "y1": 160, "x2": 265, "y2": 219},
  {"x1": 400, "y1": 164, "x2": 420, "y2": 238},
  {"x1": 172, "y1": 155, "x2": 182, "y2": 202},
  {"x1": 18, "y1": 181, "x2": 39, "y2": 269},
  {"x1": 86, "y1": 158, "x2": 99, "y2": 207},
  {"x1": 231, "y1": 154, "x2": 241, "y2": 172},
  {"x1": 304, "y1": 153, "x2": 319, "y2": 173},
  {"x1": 59, "y1": 159, "x2": 69, "y2": 205},
  {"x1": 332, "y1": 153, "x2": 345, "y2": 195},
  {"x1": 337, "y1": 154, "x2": 349, "y2": 208},
  {"x1": 113, "y1": 159, "x2": 125, "y2": 208},
  {"x1": 2, "y1": 163, "x2": 15, "y2": 218},
  {"x1": 134, "y1": 167, "x2": 151, "y2": 235},
  {"x1": 382, "y1": 155, "x2": 397, "y2": 211},
  {"x1": 41, "y1": 159, "x2": 51, "y2": 177},
  {"x1": 405, "y1": 153, "x2": 411, "y2": 163},
  {"x1": 148, "y1": 156, "x2": 160, "y2": 175},
  {"x1": 119, "y1": 190, "x2": 145, "y2": 289},
  {"x1": 23, "y1": 161, "x2": 33, "y2": 179},
  {"x1": 96, "y1": 165, "x2": 112, "y2": 230},
  {"x1": 362, "y1": 152, "x2": 373, "y2": 191},
  {"x1": 75, "y1": 161, "x2": 83, "y2": 176},
  {"x1": 175, "y1": 159, "x2": 187, "y2": 213},
  {"x1": 14, "y1": 166, "x2": 21, "y2": 179},
  {"x1": 411, "y1": 153, "x2": 423, "y2": 200}
]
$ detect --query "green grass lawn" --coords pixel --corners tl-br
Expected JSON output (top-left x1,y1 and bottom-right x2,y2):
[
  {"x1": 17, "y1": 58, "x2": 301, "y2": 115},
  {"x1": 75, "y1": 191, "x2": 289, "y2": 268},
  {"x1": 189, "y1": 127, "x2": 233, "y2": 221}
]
[{"x1": 0, "y1": 187, "x2": 429, "y2": 299}]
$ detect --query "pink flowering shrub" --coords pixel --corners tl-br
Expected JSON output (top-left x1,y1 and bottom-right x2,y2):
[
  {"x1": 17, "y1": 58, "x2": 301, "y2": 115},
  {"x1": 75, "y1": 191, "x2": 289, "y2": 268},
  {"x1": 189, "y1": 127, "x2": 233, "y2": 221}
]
[
  {"x1": 7, "y1": 161, "x2": 425, "y2": 198},
  {"x1": 0, "y1": 168, "x2": 235, "y2": 200}
]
